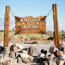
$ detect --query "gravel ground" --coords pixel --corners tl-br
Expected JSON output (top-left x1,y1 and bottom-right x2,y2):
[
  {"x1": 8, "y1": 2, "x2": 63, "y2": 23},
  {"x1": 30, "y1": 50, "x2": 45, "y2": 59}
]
[{"x1": 19, "y1": 43, "x2": 55, "y2": 51}]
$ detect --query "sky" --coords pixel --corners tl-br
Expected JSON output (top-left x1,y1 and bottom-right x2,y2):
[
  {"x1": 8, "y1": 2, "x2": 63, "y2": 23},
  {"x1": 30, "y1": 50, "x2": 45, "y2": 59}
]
[{"x1": 0, "y1": 0, "x2": 65, "y2": 32}]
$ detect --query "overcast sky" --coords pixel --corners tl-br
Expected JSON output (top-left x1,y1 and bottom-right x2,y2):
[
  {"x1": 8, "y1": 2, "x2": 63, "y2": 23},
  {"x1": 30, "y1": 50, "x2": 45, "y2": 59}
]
[{"x1": 0, "y1": 0, "x2": 65, "y2": 31}]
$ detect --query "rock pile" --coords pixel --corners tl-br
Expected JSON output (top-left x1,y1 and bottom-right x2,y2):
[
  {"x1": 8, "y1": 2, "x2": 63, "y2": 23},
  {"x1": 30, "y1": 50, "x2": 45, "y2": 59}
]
[{"x1": 0, "y1": 43, "x2": 65, "y2": 65}]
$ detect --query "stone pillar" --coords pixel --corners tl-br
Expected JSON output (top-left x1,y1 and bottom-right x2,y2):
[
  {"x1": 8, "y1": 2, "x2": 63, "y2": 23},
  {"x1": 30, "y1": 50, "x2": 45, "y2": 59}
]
[
  {"x1": 53, "y1": 4, "x2": 60, "y2": 48},
  {"x1": 4, "y1": 6, "x2": 10, "y2": 47}
]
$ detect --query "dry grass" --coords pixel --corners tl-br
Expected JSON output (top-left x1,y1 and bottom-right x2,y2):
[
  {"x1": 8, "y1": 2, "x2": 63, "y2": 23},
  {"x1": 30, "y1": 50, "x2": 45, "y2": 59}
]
[{"x1": 0, "y1": 31, "x2": 49, "y2": 43}]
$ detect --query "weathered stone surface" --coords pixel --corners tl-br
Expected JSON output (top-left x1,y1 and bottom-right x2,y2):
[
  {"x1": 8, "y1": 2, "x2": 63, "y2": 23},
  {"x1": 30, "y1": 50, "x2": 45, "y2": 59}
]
[{"x1": 28, "y1": 46, "x2": 40, "y2": 56}]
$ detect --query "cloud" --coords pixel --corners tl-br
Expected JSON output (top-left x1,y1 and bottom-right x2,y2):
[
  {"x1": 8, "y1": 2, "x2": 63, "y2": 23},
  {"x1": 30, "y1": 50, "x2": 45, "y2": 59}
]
[
  {"x1": 0, "y1": 26, "x2": 4, "y2": 30},
  {"x1": 10, "y1": 24, "x2": 15, "y2": 31}
]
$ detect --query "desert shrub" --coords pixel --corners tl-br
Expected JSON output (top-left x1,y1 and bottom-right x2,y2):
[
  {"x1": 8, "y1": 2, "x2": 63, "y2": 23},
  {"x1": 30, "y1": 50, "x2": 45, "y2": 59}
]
[
  {"x1": 0, "y1": 30, "x2": 4, "y2": 32},
  {"x1": 30, "y1": 37, "x2": 37, "y2": 40},
  {"x1": 20, "y1": 37, "x2": 22, "y2": 39},
  {"x1": 47, "y1": 36, "x2": 53, "y2": 40},
  {"x1": 59, "y1": 32, "x2": 65, "y2": 40},
  {"x1": 39, "y1": 31, "x2": 46, "y2": 34},
  {"x1": 25, "y1": 38, "x2": 27, "y2": 41}
]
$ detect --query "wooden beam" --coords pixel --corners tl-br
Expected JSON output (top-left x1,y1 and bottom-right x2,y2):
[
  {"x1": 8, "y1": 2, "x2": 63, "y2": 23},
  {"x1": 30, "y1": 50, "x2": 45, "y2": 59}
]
[
  {"x1": 53, "y1": 4, "x2": 60, "y2": 48},
  {"x1": 4, "y1": 6, "x2": 10, "y2": 47}
]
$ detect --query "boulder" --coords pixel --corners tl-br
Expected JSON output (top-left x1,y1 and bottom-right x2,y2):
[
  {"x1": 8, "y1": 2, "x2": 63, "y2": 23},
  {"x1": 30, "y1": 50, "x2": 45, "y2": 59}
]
[
  {"x1": 28, "y1": 46, "x2": 40, "y2": 56},
  {"x1": 49, "y1": 46, "x2": 54, "y2": 53},
  {"x1": 17, "y1": 53, "x2": 33, "y2": 63},
  {"x1": 22, "y1": 57, "x2": 30, "y2": 63}
]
